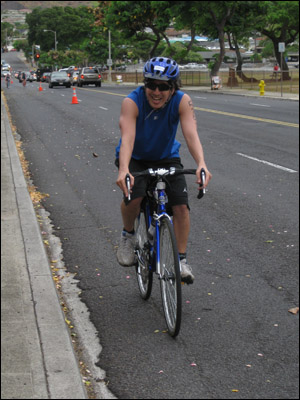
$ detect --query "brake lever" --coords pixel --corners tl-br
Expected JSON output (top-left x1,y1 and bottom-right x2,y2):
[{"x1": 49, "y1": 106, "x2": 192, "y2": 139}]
[
  {"x1": 197, "y1": 168, "x2": 206, "y2": 199},
  {"x1": 125, "y1": 173, "x2": 131, "y2": 201}
]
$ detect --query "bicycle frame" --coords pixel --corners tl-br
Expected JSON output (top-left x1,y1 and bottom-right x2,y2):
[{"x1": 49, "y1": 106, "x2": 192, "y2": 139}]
[{"x1": 146, "y1": 180, "x2": 173, "y2": 277}]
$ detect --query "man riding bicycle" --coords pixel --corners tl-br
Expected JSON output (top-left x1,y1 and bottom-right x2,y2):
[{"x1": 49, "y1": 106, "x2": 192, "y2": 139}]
[{"x1": 115, "y1": 57, "x2": 211, "y2": 284}]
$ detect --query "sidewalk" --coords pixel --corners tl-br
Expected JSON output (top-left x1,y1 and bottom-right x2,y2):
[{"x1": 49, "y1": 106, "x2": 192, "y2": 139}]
[
  {"x1": 189, "y1": 85, "x2": 299, "y2": 100},
  {"x1": 1, "y1": 93, "x2": 88, "y2": 399}
]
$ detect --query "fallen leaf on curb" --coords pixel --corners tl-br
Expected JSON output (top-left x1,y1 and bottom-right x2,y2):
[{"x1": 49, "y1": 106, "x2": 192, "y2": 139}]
[
  {"x1": 232, "y1": 389, "x2": 239, "y2": 392},
  {"x1": 92, "y1": 152, "x2": 99, "y2": 157},
  {"x1": 288, "y1": 307, "x2": 299, "y2": 315}
]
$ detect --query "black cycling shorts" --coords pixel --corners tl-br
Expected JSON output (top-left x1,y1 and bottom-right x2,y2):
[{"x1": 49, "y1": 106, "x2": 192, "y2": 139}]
[{"x1": 115, "y1": 158, "x2": 189, "y2": 210}]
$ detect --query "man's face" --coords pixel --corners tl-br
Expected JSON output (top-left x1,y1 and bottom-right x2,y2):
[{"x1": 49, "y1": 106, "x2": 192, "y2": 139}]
[{"x1": 144, "y1": 79, "x2": 175, "y2": 109}]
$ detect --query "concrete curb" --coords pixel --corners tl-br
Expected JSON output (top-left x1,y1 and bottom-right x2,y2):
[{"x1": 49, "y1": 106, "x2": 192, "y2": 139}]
[{"x1": 1, "y1": 93, "x2": 88, "y2": 399}]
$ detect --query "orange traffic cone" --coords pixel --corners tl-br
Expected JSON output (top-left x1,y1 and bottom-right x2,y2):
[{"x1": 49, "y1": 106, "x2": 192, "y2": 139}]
[
  {"x1": 71, "y1": 87, "x2": 79, "y2": 104},
  {"x1": 39, "y1": 82, "x2": 43, "y2": 91}
]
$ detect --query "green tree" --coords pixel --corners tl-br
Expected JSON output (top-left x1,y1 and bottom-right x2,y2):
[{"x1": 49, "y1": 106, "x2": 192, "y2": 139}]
[
  {"x1": 26, "y1": 6, "x2": 95, "y2": 52},
  {"x1": 225, "y1": 1, "x2": 262, "y2": 83},
  {"x1": 1, "y1": 22, "x2": 15, "y2": 48},
  {"x1": 168, "y1": 2, "x2": 237, "y2": 75},
  {"x1": 198, "y1": 1, "x2": 237, "y2": 76},
  {"x1": 255, "y1": 1, "x2": 299, "y2": 79},
  {"x1": 168, "y1": 1, "x2": 204, "y2": 61},
  {"x1": 101, "y1": 1, "x2": 173, "y2": 58}
]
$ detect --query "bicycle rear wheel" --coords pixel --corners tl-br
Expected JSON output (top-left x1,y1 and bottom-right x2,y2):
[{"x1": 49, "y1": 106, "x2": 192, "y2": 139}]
[
  {"x1": 159, "y1": 217, "x2": 181, "y2": 337},
  {"x1": 134, "y1": 210, "x2": 153, "y2": 300}
]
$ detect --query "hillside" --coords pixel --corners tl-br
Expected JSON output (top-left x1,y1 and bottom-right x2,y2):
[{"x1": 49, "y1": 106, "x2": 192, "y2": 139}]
[{"x1": 1, "y1": 1, "x2": 96, "y2": 10}]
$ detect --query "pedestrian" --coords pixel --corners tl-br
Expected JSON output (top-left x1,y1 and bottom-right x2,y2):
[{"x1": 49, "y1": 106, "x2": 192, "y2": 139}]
[
  {"x1": 273, "y1": 63, "x2": 279, "y2": 79},
  {"x1": 115, "y1": 56, "x2": 212, "y2": 284},
  {"x1": 5, "y1": 73, "x2": 11, "y2": 88},
  {"x1": 22, "y1": 71, "x2": 26, "y2": 87}
]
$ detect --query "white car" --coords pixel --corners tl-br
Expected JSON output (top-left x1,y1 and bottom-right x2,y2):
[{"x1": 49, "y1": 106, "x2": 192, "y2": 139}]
[
  {"x1": 1, "y1": 66, "x2": 10, "y2": 77},
  {"x1": 185, "y1": 63, "x2": 206, "y2": 69}
]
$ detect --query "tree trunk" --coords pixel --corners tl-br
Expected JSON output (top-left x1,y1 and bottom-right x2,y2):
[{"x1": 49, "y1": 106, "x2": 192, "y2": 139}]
[
  {"x1": 233, "y1": 35, "x2": 258, "y2": 83},
  {"x1": 149, "y1": 34, "x2": 162, "y2": 58},
  {"x1": 186, "y1": 27, "x2": 196, "y2": 53},
  {"x1": 211, "y1": 30, "x2": 225, "y2": 77}
]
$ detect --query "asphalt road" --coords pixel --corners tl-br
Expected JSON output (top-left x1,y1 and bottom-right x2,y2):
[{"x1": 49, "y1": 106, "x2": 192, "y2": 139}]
[{"x1": 2, "y1": 52, "x2": 299, "y2": 399}]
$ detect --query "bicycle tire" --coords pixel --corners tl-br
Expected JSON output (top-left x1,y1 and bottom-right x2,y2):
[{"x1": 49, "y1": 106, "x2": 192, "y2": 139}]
[
  {"x1": 159, "y1": 217, "x2": 182, "y2": 337},
  {"x1": 134, "y1": 210, "x2": 153, "y2": 300}
]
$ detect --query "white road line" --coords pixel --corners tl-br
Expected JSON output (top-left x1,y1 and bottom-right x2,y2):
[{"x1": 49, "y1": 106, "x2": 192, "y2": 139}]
[
  {"x1": 195, "y1": 96, "x2": 207, "y2": 99},
  {"x1": 250, "y1": 103, "x2": 271, "y2": 107},
  {"x1": 236, "y1": 153, "x2": 298, "y2": 173},
  {"x1": 99, "y1": 106, "x2": 108, "y2": 110}
]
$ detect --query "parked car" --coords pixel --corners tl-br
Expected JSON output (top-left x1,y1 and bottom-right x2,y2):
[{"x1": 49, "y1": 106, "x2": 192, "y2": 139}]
[
  {"x1": 70, "y1": 70, "x2": 80, "y2": 86},
  {"x1": 30, "y1": 70, "x2": 37, "y2": 80},
  {"x1": 77, "y1": 67, "x2": 101, "y2": 87},
  {"x1": 48, "y1": 71, "x2": 71, "y2": 88},
  {"x1": 1, "y1": 67, "x2": 10, "y2": 77},
  {"x1": 115, "y1": 65, "x2": 127, "y2": 71},
  {"x1": 185, "y1": 63, "x2": 207, "y2": 69},
  {"x1": 26, "y1": 72, "x2": 34, "y2": 82}
]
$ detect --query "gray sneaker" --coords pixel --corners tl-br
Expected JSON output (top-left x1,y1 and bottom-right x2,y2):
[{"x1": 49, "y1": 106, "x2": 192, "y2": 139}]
[
  {"x1": 180, "y1": 259, "x2": 194, "y2": 284},
  {"x1": 117, "y1": 231, "x2": 137, "y2": 266}
]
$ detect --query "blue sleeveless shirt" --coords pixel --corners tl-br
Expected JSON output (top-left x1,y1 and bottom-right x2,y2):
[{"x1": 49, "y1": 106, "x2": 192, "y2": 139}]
[{"x1": 115, "y1": 86, "x2": 185, "y2": 160}]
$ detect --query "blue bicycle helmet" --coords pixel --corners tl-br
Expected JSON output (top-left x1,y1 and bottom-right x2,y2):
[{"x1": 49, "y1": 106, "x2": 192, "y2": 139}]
[{"x1": 143, "y1": 57, "x2": 179, "y2": 81}]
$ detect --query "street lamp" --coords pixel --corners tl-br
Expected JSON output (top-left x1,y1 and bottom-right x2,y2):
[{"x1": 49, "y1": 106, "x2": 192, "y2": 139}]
[{"x1": 43, "y1": 29, "x2": 57, "y2": 51}]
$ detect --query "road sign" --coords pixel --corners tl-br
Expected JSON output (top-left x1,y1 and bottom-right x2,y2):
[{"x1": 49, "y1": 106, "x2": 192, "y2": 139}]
[
  {"x1": 107, "y1": 59, "x2": 112, "y2": 66},
  {"x1": 278, "y1": 42, "x2": 285, "y2": 53}
]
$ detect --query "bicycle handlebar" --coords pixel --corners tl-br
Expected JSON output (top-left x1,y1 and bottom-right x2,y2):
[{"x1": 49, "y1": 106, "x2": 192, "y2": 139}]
[{"x1": 126, "y1": 167, "x2": 206, "y2": 199}]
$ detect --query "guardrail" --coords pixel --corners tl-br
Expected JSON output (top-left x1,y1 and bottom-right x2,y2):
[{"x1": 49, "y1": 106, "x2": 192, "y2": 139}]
[{"x1": 102, "y1": 69, "x2": 299, "y2": 93}]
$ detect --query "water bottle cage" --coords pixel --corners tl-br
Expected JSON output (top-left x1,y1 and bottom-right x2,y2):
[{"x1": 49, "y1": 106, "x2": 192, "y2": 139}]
[{"x1": 154, "y1": 189, "x2": 168, "y2": 205}]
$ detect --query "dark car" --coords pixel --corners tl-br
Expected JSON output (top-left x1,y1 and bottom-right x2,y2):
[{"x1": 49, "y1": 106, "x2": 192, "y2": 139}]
[
  {"x1": 77, "y1": 67, "x2": 101, "y2": 87},
  {"x1": 36, "y1": 67, "x2": 52, "y2": 82},
  {"x1": 48, "y1": 71, "x2": 71, "y2": 88},
  {"x1": 41, "y1": 72, "x2": 51, "y2": 83}
]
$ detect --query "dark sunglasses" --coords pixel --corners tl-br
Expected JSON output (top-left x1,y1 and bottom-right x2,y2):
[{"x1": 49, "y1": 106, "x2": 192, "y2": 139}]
[{"x1": 145, "y1": 81, "x2": 172, "y2": 92}]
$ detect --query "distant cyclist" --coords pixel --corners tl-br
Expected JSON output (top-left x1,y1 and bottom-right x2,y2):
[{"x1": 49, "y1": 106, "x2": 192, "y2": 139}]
[{"x1": 115, "y1": 56, "x2": 212, "y2": 284}]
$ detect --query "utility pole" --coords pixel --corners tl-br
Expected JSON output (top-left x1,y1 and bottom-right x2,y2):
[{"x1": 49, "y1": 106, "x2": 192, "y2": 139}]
[{"x1": 108, "y1": 30, "x2": 112, "y2": 83}]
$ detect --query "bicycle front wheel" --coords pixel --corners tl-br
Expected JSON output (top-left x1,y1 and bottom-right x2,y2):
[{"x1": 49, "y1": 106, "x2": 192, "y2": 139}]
[
  {"x1": 159, "y1": 217, "x2": 181, "y2": 337},
  {"x1": 134, "y1": 210, "x2": 153, "y2": 300}
]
